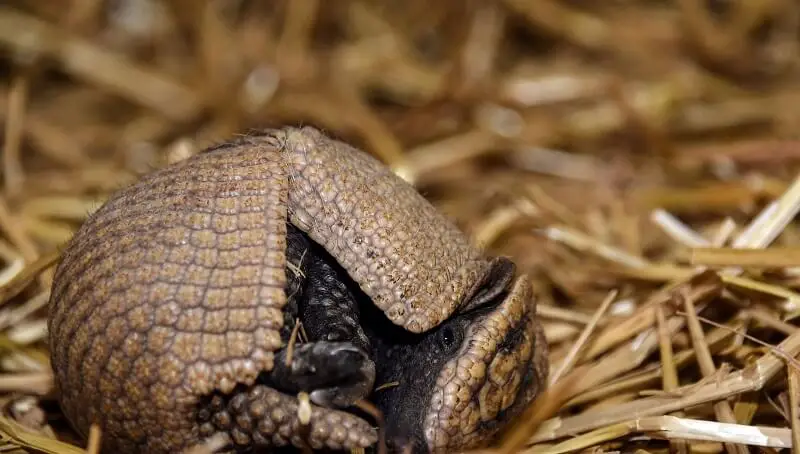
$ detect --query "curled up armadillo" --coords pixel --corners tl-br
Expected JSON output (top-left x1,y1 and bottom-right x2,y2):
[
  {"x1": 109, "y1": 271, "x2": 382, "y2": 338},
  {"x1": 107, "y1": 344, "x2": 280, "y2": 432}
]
[{"x1": 46, "y1": 126, "x2": 549, "y2": 453}]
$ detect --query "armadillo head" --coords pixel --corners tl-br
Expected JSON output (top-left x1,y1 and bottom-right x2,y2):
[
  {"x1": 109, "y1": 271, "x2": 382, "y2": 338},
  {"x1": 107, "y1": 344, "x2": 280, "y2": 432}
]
[{"x1": 364, "y1": 258, "x2": 549, "y2": 453}]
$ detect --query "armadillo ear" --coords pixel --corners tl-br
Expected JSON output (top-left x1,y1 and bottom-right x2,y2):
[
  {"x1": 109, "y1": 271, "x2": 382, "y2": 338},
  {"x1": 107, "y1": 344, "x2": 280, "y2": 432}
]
[{"x1": 460, "y1": 256, "x2": 516, "y2": 312}]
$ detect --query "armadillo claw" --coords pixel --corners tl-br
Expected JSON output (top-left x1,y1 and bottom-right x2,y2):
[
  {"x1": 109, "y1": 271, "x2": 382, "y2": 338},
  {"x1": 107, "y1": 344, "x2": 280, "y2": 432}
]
[
  {"x1": 200, "y1": 384, "x2": 377, "y2": 451},
  {"x1": 270, "y1": 341, "x2": 376, "y2": 408}
]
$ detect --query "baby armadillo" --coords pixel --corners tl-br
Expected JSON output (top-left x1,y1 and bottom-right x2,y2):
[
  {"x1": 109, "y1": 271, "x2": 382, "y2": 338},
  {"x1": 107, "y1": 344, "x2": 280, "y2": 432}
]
[{"x1": 46, "y1": 126, "x2": 549, "y2": 453}]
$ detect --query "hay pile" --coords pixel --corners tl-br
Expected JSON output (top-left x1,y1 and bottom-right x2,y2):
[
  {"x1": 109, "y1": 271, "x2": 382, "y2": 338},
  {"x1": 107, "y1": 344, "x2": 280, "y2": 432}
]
[{"x1": 0, "y1": 1, "x2": 798, "y2": 452}]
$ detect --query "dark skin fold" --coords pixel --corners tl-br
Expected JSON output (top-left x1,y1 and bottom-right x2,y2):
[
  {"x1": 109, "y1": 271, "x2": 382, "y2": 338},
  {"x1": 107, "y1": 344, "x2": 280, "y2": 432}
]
[{"x1": 276, "y1": 224, "x2": 547, "y2": 454}]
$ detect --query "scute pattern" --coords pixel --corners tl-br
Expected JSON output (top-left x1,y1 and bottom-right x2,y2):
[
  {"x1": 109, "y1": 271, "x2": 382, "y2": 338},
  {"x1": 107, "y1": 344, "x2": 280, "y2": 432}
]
[
  {"x1": 201, "y1": 385, "x2": 377, "y2": 451},
  {"x1": 48, "y1": 143, "x2": 290, "y2": 452},
  {"x1": 424, "y1": 275, "x2": 548, "y2": 452},
  {"x1": 271, "y1": 127, "x2": 493, "y2": 333}
]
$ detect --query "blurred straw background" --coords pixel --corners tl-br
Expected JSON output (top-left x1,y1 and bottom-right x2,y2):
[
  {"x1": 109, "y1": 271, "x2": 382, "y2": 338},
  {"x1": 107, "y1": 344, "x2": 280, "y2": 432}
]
[{"x1": 0, "y1": 0, "x2": 799, "y2": 452}]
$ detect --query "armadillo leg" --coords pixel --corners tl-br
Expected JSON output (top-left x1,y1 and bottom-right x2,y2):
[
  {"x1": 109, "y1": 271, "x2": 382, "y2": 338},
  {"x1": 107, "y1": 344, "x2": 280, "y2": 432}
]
[
  {"x1": 199, "y1": 384, "x2": 378, "y2": 452},
  {"x1": 268, "y1": 341, "x2": 375, "y2": 408},
  {"x1": 275, "y1": 224, "x2": 376, "y2": 408},
  {"x1": 301, "y1": 250, "x2": 372, "y2": 354},
  {"x1": 285, "y1": 223, "x2": 371, "y2": 353}
]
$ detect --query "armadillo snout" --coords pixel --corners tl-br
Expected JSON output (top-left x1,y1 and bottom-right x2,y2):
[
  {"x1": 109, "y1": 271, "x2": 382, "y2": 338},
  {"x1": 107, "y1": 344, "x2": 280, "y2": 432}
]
[{"x1": 421, "y1": 274, "x2": 548, "y2": 452}]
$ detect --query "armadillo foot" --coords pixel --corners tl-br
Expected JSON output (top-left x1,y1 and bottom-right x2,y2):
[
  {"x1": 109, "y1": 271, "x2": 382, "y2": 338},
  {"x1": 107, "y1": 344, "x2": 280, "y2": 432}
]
[
  {"x1": 199, "y1": 384, "x2": 378, "y2": 452},
  {"x1": 269, "y1": 341, "x2": 376, "y2": 408}
]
